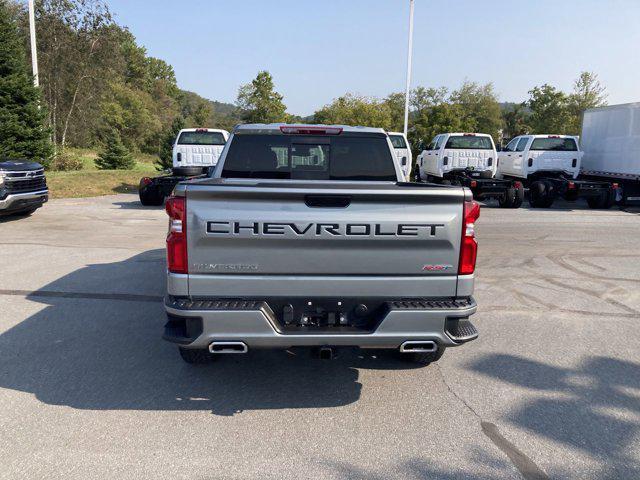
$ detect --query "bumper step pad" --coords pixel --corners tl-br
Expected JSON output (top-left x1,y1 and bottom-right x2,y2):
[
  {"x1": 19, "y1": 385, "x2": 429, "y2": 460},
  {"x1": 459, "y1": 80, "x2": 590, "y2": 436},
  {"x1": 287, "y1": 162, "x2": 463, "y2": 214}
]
[{"x1": 445, "y1": 319, "x2": 478, "y2": 343}]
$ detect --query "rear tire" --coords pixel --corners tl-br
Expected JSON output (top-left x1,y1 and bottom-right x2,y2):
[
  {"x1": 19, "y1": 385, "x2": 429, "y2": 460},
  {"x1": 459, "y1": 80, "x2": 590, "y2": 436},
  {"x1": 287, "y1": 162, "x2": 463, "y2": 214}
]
[
  {"x1": 139, "y1": 184, "x2": 165, "y2": 206},
  {"x1": 587, "y1": 190, "x2": 614, "y2": 209},
  {"x1": 179, "y1": 347, "x2": 215, "y2": 364},
  {"x1": 398, "y1": 347, "x2": 446, "y2": 366},
  {"x1": 528, "y1": 181, "x2": 555, "y2": 208}
]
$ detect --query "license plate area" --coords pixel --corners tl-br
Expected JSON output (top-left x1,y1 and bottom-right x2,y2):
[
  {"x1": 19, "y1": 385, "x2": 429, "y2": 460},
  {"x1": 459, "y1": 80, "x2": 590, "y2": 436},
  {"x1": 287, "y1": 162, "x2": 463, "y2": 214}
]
[{"x1": 268, "y1": 297, "x2": 389, "y2": 334}]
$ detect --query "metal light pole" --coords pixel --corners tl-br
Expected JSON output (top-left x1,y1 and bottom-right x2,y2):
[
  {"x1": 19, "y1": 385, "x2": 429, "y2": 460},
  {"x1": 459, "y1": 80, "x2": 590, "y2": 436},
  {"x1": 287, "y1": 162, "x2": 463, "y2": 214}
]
[
  {"x1": 28, "y1": 0, "x2": 39, "y2": 87},
  {"x1": 403, "y1": 0, "x2": 415, "y2": 137}
]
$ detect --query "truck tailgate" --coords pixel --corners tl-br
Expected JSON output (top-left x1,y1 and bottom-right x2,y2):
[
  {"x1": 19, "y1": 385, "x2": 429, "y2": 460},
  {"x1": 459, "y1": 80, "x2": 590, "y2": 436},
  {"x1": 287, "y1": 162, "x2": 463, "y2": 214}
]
[{"x1": 185, "y1": 181, "x2": 463, "y2": 283}]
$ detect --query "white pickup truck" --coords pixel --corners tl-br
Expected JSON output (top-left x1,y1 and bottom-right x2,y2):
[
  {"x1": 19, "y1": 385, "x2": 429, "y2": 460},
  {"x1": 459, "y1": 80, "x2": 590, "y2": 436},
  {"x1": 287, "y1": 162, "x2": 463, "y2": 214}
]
[
  {"x1": 387, "y1": 132, "x2": 412, "y2": 180},
  {"x1": 139, "y1": 128, "x2": 230, "y2": 206},
  {"x1": 416, "y1": 133, "x2": 523, "y2": 208},
  {"x1": 497, "y1": 134, "x2": 614, "y2": 208},
  {"x1": 172, "y1": 128, "x2": 229, "y2": 176}
]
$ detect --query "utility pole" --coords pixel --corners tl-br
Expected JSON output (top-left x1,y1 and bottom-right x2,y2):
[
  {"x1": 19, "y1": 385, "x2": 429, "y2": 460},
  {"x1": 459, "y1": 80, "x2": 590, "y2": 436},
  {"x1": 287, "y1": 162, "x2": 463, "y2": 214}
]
[
  {"x1": 28, "y1": 0, "x2": 39, "y2": 87},
  {"x1": 403, "y1": 0, "x2": 415, "y2": 137}
]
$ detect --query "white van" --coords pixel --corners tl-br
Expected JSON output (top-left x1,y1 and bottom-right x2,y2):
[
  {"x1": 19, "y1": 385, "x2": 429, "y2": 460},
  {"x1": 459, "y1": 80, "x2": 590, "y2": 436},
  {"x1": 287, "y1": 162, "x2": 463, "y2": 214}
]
[
  {"x1": 416, "y1": 133, "x2": 497, "y2": 182},
  {"x1": 173, "y1": 128, "x2": 230, "y2": 176},
  {"x1": 497, "y1": 135, "x2": 582, "y2": 180},
  {"x1": 387, "y1": 132, "x2": 412, "y2": 179}
]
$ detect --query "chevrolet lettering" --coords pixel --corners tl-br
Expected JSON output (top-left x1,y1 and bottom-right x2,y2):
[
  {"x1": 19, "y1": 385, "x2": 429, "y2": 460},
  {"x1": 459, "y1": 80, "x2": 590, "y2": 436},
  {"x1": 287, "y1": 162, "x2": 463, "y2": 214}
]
[{"x1": 206, "y1": 221, "x2": 446, "y2": 237}]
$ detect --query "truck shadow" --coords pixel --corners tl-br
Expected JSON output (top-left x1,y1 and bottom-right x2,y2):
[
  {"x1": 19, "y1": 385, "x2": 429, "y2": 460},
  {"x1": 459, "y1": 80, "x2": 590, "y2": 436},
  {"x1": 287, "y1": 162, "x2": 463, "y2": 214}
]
[
  {"x1": 468, "y1": 353, "x2": 640, "y2": 479},
  {"x1": 0, "y1": 249, "x2": 412, "y2": 416}
]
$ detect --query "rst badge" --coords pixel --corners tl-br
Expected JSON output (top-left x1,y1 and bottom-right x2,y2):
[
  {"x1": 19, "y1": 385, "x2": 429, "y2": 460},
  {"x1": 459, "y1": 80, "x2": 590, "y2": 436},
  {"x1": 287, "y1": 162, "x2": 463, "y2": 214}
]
[{"x1": 422, "y1": 264, "x2": 454, "y2": 272}]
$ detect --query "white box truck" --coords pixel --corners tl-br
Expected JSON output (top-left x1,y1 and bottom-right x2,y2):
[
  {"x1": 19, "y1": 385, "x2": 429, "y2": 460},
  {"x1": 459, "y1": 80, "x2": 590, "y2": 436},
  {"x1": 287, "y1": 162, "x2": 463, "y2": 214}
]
[{"x1": 580, "y1": 103, "x2": 640, "y2": 204}]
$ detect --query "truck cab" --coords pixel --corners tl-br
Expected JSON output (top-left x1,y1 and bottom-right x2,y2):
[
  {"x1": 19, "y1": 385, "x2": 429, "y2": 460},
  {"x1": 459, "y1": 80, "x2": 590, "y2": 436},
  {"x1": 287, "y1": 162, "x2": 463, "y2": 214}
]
[
  {"x1": 417, "y1": 133, "x2": 497, "y2": 181},
  {"x1": 387, "y1": 132, "x2": 412, "y2": 180},
  {"x1": 172, "y1": 128, "x2": 229, "y2": 176},
  {"x1": 497, "y1": 135, "x2": 613, "y2": 209},
  {"x1": 415, "y1": 133, "x2": 523, "y2": 207},
  {"x1": 497, "y1": 135, "x2": 582, "y2": 180}
]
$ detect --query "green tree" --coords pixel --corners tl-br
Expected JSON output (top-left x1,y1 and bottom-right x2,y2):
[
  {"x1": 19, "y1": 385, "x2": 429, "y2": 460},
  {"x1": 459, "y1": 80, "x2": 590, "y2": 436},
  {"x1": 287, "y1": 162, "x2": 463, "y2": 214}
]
[
  {"x1": 527, "y1": 84, "x2": 571, "y2": 134},
  {"x1": 0, "y1": 0, "x2": 52, "y2": 163},
  {"x1": 191, "y1": 102, "x2": 212, "y2": 127},
  {"x1": 567, "y1": 71, "x2": 607, "y2": 134},
  {"x1": 156, "y1": 116, "x2": 184, "y2": 170},
  {"x1": 383, "y1": 92, "x2": 406, "y2": 132},
  {"x1": 314, "y1": 93, "x2": 393, "y2": 129},
  {"x1": 411, "y1": 103, "x2": 464, "y2": 152},
  {"x1": 450, "y1": 81, "x2": 502, "y2": 140},
  {"x1": 237, "y1": 71, "x2": 287, "y2": 123},
  {"x1": 95, "y1": 129, "x2": 134, "y2": 169},
  {"x1": 502, "y1": 103, "x2": 530, "y2": 140}
]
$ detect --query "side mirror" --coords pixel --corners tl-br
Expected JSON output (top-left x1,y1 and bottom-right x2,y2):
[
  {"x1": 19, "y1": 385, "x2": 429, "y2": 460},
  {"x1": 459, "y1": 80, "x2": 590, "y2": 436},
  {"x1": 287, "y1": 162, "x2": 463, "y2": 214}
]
[
  {"x1": 401, "y1": 157, "x2": 407, "y2": 166},
  {"x1": 495, "y1": 145, "x2": 501, "y2": 152},
  {"x1": 206, "y1": 166, "x2": 215, "y2": 176}
]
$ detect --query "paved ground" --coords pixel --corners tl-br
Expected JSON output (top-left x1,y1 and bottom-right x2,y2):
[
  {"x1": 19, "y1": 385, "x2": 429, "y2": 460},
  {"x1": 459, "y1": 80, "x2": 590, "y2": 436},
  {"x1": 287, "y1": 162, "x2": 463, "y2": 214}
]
[{"x1": 0, "y1": 194, "x2": 638, "y2": 480}]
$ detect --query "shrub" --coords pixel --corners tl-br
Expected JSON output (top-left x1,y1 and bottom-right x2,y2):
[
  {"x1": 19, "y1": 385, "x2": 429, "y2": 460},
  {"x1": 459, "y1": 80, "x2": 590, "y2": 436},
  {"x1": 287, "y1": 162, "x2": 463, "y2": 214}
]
[
  {"x1": 49, "y1": 152, "x2": 83, "y2": 171},
  {"x1": 95, "y1": 130, "x2": 135, "y2": 170}
]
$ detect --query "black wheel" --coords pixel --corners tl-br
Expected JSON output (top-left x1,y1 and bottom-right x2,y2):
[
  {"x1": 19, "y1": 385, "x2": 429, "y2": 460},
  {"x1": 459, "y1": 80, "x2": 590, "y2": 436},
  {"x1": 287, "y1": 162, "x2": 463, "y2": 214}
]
[
  {"x1": 178, "y1": 347, "x2": 215, "y2": 364},
  {"x1": 139, "y1": 183, "x2": 165, "y2": 206},
  {"x1": 398, "y1": 347, "x2": 446, "y2": 366},
  {"x1": 587, "y1": 190, "x2": 614, "y2": 209},
  {"x1": 528, "y1": 181, "x2": 555, "y2": 208},
  {"x1": 498, "y1": 189, "x2": 514, "y2": 208}
]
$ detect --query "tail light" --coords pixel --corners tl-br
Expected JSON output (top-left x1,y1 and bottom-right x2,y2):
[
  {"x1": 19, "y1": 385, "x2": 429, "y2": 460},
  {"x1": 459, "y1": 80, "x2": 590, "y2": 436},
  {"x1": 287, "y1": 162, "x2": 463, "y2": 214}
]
[
  {"x1": 166, "y1": 196, "x2": 187, "y2": 274},
  {"x1": 459, "y1": 200, "x2": 480, "y2": 275},
  {"x1": 140, "y1": 177, "x2": 152, "y2": 187},
  {"x1": 568, "y1": 181, "x2": 576, "y2": 190},
  {"x1": 470, "y1": 180, "x2": 477, "y2": 188}
]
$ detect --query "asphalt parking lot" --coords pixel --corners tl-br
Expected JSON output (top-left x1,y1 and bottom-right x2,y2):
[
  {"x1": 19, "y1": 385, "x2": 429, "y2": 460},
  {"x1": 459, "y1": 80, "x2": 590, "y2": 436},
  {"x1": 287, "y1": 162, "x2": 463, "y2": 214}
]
[{"x1": 0, "y1": 194, "x2": 639, "y2": 480}]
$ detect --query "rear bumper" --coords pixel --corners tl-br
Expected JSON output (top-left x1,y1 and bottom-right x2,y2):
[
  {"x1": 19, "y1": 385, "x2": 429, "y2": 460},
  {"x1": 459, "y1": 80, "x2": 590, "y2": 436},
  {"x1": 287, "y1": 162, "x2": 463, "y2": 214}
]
[
  {"x1": 164, "y1": 296, "x2": 478, "y2": 350},
  {"x1": 0, "y1": 189, "x2": 48, "y2": 214}
]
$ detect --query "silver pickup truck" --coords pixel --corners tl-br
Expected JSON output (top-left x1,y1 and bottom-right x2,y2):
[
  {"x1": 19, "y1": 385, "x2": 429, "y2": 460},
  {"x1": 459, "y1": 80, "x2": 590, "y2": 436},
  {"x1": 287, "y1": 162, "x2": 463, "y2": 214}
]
[{"x1": 163, "y1": 124, "x2": 480, "y2": 366}]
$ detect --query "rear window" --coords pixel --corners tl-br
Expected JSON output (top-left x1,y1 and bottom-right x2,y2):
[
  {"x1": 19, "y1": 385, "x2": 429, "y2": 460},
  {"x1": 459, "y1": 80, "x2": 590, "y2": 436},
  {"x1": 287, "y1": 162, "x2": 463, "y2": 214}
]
[
  {"x1": 445, "y1": 135, "x2": 493, "y2": 150},
  {"x1": 389, "y1": 135, "x2": 407, "y2": 149},
  {"x1": 530, "y1": 137, "x2": 577, "y2": 151},
  {"x1": 221, "y1": 134, "x2": 397, "y2": 181},
  {"x1": 177, "y1": 131, "x2": 226, "y2": 146}
]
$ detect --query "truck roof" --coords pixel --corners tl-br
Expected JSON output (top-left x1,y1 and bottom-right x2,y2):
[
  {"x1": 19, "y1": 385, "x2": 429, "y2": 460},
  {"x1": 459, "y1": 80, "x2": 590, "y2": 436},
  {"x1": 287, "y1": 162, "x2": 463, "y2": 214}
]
[
  {"x1": 179, "y1": 128, "x2": 229, "y2": 134},
  {"x1": 445, "y1": 133, "x2": 493, "y2": 137},
  {"x1": 233, "y1": 123, "x2": 387, "y2": 135},
  {"x1": 526, "y1": 134, "x2": 578, "y2": 139}
]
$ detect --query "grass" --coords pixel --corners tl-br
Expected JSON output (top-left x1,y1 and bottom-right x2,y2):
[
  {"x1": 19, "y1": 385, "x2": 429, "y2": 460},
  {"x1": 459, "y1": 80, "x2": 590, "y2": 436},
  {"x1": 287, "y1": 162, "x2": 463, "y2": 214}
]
[{"x1": 47, "y1": 148, "x2": 161, "y2": 199}]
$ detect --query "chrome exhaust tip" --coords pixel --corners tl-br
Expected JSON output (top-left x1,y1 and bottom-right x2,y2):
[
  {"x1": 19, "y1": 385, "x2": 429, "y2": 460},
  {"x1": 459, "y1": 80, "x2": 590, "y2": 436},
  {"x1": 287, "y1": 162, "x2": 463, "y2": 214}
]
[
  {"x1": 400, "y1": 341, "x2": 437, "y2": 353},
  {"x1": 209, "y1": 341, "x2": 248, "y2": 354}
]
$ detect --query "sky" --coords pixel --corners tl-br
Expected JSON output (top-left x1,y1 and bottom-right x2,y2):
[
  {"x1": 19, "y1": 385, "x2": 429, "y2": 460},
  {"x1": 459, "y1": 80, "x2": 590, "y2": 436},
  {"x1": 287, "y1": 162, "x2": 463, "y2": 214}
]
[{"x1": 107, "y1": 0, "x2": 640, "y2": 116}]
